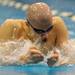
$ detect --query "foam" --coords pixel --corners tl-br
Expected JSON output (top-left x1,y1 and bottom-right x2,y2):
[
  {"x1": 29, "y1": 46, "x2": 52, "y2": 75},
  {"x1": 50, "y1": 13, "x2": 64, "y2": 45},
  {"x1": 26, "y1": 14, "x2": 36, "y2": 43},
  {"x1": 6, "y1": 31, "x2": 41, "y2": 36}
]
[
  {"x1": 0, "y1": 40, "x2": 35, "y2": 65},
  {"x1": 0, "y1": 39, "x2": 75, "y2": 66}
]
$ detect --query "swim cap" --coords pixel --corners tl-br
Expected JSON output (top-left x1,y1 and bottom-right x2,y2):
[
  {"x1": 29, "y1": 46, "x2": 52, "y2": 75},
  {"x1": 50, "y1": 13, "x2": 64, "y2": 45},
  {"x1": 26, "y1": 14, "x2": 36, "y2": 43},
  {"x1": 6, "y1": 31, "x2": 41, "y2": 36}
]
[{"x1": 27, "y1": 2, "x2": 52, "y2": 30}]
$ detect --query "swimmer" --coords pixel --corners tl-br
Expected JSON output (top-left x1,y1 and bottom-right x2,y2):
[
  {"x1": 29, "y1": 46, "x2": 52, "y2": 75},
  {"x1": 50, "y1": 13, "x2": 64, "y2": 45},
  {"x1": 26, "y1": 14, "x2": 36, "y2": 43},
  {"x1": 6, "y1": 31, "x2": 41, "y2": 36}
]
[{"x1": 0, "y1": 2, "x2": 68, "y2": 65}]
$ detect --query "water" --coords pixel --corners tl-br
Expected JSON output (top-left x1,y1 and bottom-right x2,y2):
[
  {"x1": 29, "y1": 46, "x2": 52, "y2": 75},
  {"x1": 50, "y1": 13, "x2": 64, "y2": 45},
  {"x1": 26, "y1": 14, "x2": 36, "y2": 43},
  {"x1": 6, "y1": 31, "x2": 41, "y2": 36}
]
[
  {"x1": 0, "y1": 40, "x2": 36, "y2": 65},
  {"x1": 0, "y1": 39, "x2": 75, "y2": 75},
  {"x1": 0, "y1": 0, "x2": 75, "y2": 75},
  {"x1": 0, "y1": 64, "x2": 75, "y2": 75},
  {"x1": 0, "y1": 39, "x2": 74, "y2": 65}
]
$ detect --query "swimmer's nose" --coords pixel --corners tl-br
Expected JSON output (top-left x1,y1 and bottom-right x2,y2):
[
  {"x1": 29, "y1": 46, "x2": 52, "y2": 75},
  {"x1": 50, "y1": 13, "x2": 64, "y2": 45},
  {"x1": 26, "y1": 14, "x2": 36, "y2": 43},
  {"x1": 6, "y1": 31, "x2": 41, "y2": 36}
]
[{"x1": 47, "y1": 56, "x2": 58, "y2": 66}]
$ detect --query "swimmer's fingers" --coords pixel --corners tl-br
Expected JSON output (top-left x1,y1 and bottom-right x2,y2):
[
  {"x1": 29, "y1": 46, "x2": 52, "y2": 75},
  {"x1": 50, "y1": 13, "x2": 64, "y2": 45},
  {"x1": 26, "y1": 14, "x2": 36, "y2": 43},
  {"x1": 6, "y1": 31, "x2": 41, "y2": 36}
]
[
  {"x1": 19, "y1": 47, "x2": 44, "y2": 64},
  {"x1": 30, "y1": 47, "x2": 44, "y2": 56},
  {"x1": 29, "y1": 47, "x2": 44, "y2": 63}
]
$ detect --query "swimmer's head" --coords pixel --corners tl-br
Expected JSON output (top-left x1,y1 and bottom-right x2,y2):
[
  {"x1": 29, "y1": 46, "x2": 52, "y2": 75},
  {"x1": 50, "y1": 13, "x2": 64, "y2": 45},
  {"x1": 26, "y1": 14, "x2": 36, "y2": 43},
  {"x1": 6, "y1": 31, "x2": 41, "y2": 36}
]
[{"x1": 27, "y1": 2, "x2": 53, "y2": 34}]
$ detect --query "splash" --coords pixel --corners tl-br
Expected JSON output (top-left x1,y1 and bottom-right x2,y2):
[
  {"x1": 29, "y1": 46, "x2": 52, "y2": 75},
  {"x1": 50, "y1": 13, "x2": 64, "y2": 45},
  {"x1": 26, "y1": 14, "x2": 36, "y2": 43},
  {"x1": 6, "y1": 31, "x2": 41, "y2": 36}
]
[
  {"x1": 0, "y1": 40, "x2": 35, "y2": 65},
  {"x1": 0, "y1": 39, "x2": 75, "y2": 66},
  {"x1": 48, "y1": 39, "x2": 75, "y2": 66}
]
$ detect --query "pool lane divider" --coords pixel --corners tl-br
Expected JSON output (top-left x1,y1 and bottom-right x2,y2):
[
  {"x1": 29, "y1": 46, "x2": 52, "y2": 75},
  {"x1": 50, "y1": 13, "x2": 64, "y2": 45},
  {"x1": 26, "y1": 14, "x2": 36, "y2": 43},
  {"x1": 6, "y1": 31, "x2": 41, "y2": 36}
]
[{"x1": 0, "y1": 0, "x2": 75, "y2": 22}]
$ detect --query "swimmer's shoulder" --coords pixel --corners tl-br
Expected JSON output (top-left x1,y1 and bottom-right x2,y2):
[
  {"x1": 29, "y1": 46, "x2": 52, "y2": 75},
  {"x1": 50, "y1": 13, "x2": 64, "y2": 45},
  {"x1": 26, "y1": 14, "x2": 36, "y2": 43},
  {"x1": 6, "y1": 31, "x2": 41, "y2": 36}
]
[
  {"x1": 0, "y1": 19, "x2": 29, "y2": 40},
  {"x1": 52, "y1": 16, "x2": 68, "y2": 46},
  {"x1": 52, "y1": 16, "x2": 68, "y2": 31},
  {"x1": 52, "y1": 16, "x2": 65, "y2": 27},
  {"x1": 1, "y1": 19, "x2": 28, "y2": 29}
]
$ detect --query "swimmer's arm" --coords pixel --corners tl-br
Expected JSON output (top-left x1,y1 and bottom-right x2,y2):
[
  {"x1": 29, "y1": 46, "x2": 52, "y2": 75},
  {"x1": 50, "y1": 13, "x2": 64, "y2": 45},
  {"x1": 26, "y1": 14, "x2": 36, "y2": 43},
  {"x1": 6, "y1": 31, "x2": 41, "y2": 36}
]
[{"x1": 53, "y1": 16, "x2": 68, "y2": 47}]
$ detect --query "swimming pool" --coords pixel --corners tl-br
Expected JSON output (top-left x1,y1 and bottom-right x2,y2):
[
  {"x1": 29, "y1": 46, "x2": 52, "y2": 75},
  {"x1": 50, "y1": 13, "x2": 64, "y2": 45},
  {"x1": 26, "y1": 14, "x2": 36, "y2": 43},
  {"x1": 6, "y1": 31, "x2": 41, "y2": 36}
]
[
  {"x1": 0, "y1": 64, "x2": 75, "y2": 75},
  {"x1": 0, "y1": 0, "x2": 75, "y2": 75}
]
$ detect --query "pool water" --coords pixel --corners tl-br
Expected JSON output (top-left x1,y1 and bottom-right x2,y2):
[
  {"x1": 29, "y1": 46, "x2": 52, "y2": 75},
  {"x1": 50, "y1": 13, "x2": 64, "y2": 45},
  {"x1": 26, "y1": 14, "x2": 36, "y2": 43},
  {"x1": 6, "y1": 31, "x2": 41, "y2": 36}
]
[
  {"x1": 0, "y1": 64, "x2": 75, "y2": 75},
  {"x1": 0, "y1": 0, "x2": 75, "y2": 75}
]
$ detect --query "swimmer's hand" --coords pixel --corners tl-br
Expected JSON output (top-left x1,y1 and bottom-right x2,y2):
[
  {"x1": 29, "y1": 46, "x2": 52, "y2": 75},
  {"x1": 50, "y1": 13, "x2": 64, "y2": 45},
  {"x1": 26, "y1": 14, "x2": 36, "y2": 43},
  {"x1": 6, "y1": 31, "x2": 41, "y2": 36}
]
[
  {"x1": 29, "y1": 47, "x2": 44, "y2": 63},
  {"x1": 19, "y1": 47, "x2": 44, "y2": 64},
  {"x1": 47, "y1": 49, "x2": 69, "y2": 66},
  {"x1": 47, "y1": 50, "x2": 59, "y2": 66}
]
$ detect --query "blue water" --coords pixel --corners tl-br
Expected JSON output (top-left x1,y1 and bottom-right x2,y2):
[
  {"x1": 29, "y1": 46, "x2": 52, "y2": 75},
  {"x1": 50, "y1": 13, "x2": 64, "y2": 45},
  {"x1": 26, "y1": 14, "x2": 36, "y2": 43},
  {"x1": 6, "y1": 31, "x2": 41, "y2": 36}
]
[
  {"x1": 0, "y1": 0, "x2": 75, "y2": 75},
  {"x1": 0, "y1": 64, "x2": 75, "y2": 75}
]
